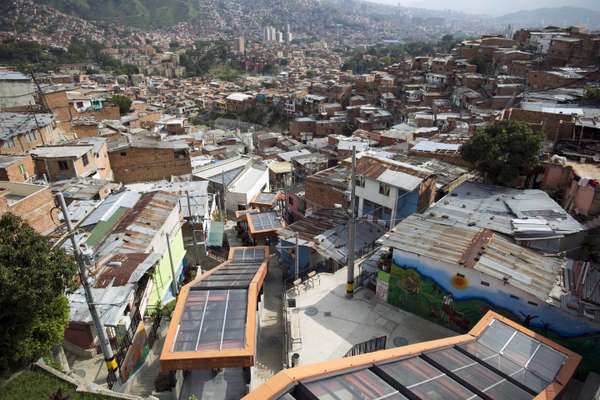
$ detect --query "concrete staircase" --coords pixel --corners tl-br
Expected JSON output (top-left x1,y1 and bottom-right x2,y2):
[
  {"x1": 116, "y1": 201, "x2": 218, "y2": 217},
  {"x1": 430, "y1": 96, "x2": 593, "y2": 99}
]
[
  {"x1": 120, "y1": 320, "x2": 170, "y2": 398},
  {"x1": 560, "y1": 372, "x2": 600, "y2": 400}
]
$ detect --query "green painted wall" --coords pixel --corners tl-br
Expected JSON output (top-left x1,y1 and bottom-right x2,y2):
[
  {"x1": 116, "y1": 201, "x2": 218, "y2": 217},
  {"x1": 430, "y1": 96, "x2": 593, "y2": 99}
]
[{"x1": 149, "y1": 227, "x2": 186, "y2": 307}]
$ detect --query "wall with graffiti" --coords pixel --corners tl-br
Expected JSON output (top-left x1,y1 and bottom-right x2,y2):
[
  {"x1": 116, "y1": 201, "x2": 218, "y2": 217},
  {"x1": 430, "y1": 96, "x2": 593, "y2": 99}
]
[
  {"x1": 120, "y1": 323, "x2": 149, "y2": 382},
  {"x1": 377, "y1": 249, "x2": 600, "y2": 376}
]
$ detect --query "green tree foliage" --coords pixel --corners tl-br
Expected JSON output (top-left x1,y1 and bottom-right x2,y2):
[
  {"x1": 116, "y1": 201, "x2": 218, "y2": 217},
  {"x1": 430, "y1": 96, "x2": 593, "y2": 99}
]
[
  {"x1": 438, "y1": 34, "x2": 461, "y2": 53},
  {"x1": 38, "y1": 0, "x2": 203, "y2": 28},
  {"x1": 0, "y1": 39, "x2": 126, "y2": 73},
  {"x1": 342, "y1": 42, "x2": 435, "y2": 74},
  {"x1": 208, "y1": 64, "x2": 242, "y2": 82},
  {"x1": 180, "y1": 41, "x2": 242, "y2": 78},
  {"x1": 461, "y1": 120, "x2": 543, "y2": 184},
  {"x1": 111, "y1": 95, "x2": 132, "y2": 115},
  {"x1": 469, "y1": 54, "x2": 490, "y2": 75},
  {"x1": 583, "y1": 86, "x2": 600, "y2": 106},
  {"x1": 0, "y1": 213, "x2": 77, "y2": 373}
]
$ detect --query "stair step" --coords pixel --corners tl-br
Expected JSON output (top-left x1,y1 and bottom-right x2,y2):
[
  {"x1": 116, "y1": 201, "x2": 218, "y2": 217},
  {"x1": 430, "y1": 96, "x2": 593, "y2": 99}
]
[{"x1": 578, "y1": 372, "x2": 600, "y2": 400}]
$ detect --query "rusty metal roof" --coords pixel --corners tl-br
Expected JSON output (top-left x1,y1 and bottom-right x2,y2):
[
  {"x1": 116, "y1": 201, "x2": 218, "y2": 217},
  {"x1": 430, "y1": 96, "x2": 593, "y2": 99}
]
[
  {"x1": 355, "y1": 154, "x2": 432, "y2": 180},
  {"x1": 95, "y1": 191, "x2": 180, "y2": 258},
  {"x1": 280, "y1": 209, "x2": 348, "y2": 241},
  {"x1": 94, "y1": 253, "x2": 159, "y2": 288}
]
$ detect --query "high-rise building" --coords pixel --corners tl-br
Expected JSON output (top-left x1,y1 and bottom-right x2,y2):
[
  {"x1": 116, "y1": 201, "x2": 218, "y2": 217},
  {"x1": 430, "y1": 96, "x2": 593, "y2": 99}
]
[
  {"x1": 277, "y1": 31, "x2": 284, "y2": 43},
  {"x1": 286, "y1": 31, "x2": 293, "y2": 43},
  {"x1": 264, "y1": 26, "x2": 276, "y2": 42},
  {"x1": 236, "y1": 36, "x2": 246, "y2": 54}
]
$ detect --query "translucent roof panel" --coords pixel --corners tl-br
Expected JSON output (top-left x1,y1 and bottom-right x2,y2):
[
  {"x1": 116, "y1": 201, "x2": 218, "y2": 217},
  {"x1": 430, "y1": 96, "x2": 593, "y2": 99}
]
[
  {"x1": 192, "y1": 260, "x2": 262, "y2": 290},
  {"x1": 232, "y1": 247, "x2": 266, "y2": 263},
  {"x1": 527, "y1": 344, "x2": 568, "y2": 383},
  {"x1": 303, "y1": 368, "x2": 408, "y2": 400},
  {"x1": 378, "y1": 357, "x2": 480, "y2": 400},
  {"x1": 172, "y1": 289, "x2": 247, "y2": 352},
  {"x1": 249, "y1": 212, "x2": 282, "y2": 232},
  {"x1": 427, "y1": 348, "x2": 532, "y2": 400},
  {"x1": 502, "y1": 332, "x2": 539, "y2": 366},
  {"x1": 458, "y1": 342, "x2": 548, "y2": 393},
  {"x1": 254, "y1": 193, "x2": 277, "y2": 204},
  {"x1": 464, "y1": 319, "x2": 567, "y2": 389},
  {"x1": 476, "y1": 319, "x2": 517, "y2": 353}
]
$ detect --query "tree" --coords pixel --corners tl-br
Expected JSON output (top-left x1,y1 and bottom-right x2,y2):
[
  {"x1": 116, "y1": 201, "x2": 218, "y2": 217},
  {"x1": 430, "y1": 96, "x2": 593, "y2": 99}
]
[
  {"x1": 0, "y1": 213, "x2": 77, "y2": 373},
  {"x1": 461, "y1": 120, "x2": 543, "y2": 184},
  {"x1": 583, "y1": 86, "x2": 600, "y2": 106},
  {"x1": 111, "y1": 95, "x2": 132, "y2": 115},
  {"x1": 469, "y1": 54, "x2": 490, "y2": 75}
]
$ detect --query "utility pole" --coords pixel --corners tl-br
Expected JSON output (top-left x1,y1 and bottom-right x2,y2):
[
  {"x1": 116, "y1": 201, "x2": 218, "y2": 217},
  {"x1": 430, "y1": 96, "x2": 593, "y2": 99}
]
[
  {"x1": 186, "y1": 191, "x2": 200, "y2": 269},
  {"x1": 165, "y1": 231, "x2": 179, "y2": 296},
  {"x1": 346, "y1": 146, "x2": 357, "y2": 299},
  {"x1": 294, "y1": 231, "x2": 300, "y2": 280},
  {"x1": 56, "y1": 193, "x2": 119, "y2": 385},
  {"x1": 221, "y1": 170, "x2": 226, "y2": 222}
]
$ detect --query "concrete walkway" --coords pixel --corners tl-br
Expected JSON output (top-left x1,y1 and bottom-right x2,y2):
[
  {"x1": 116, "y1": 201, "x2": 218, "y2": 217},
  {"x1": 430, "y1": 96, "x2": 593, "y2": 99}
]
[
  {"x1": 287, "y1": 267, "x2": 456, "y2": 366},
  {"x1": 251, "y1": 256, "x2": 285, "y2": 389}
]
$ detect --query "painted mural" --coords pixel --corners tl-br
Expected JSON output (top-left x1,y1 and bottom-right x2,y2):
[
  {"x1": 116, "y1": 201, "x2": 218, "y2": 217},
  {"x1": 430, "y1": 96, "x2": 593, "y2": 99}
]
[
  {"x1": 382, "y1": 262, "x2": 600, "y2": 377},
  {"x1": 120, "y1": 323, "x2": 149, "y2": 382}
]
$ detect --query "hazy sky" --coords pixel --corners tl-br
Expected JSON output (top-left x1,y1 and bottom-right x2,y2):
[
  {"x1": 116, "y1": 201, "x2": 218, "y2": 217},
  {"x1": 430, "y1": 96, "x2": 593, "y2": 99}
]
[{"x1": 369, "y1": 0, "x2": 600, "y2": 16}]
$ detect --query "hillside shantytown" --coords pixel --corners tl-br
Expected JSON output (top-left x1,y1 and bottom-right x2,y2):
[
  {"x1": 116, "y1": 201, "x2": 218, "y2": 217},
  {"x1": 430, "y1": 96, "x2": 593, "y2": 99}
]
[{"x1": 1, "y1": 1, "x2": 600, "y2": 399}]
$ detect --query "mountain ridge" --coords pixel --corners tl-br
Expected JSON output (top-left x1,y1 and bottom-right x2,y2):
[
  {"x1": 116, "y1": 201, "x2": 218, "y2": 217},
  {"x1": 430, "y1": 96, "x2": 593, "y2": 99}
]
[{"x1": 495, "y1": 6, "x2": 600, "y2": 29}]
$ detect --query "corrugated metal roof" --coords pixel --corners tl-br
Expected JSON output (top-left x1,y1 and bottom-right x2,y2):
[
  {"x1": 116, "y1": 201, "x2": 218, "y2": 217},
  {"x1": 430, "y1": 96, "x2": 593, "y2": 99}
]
[
  {"x1": 356, "y1": 155, "x2": 431, "y2": 182},
  {"x1": 85, "y1": 207, "x2": 128, "y2": 248},
  {"x1": 81, "y1": 191, "x2": 141, "y2": 227},
  {"x1": 383, "y1": 215, "x2": 564, "y2": 302},
  {"x1": 377, "y1": 169, "x2": 423, "y2": 191},
  {"x1": 268, "y1": 161, "x2": 292, "y2": 174},
  {"x1": 127, "y1": 180, "x2": 209, "y2": 219},
  {"x1": 229, "y1": 165, "x2": 267, "y2": 194},
  {"x1": 69, "y1": 284, "x2": 132, "y2": 326},
  {"x1": 280, "y1": 209, "x2": 348, "y2": 242},
  {"x1": 30, "y1": 145, "x2": 92, "y2": 159},
  {"x1": 0, "y1": 112, "x2": 54, "y2": 141},
  {"x1": 314, "y1": 221, "x2": 385, "y2": 265},
  {"x1": 412, "y1": 140, "x2": 461, "y2": 153},
  {"x1": 428, "y1": 182, "x2": 583, "y2": 240},
  {"x1": 95, "y1": 253, "x2": 159, "y2": 288},
  {"x1": 112, "y1": 191, "x2": 179, "y2": 253}
]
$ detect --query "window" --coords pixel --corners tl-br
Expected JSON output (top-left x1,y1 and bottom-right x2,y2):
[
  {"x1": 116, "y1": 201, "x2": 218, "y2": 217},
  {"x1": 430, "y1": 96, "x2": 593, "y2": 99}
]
[
  {"x1": 58, "y1": 160, "x2": 69, "y2": 171},
  {"x1": 480, "y1": 281, "x2": 490, "y2": 287},
  {"x1": 120, "y1": 152, "x2": 127, "y2": 156},
  {"x1": 379, "y1": 182, "x2": 390, "y2": 196},
  {"x1": 528, "y1": 301, "x2": 538, "y2": 307},
  {"x1": 355, "y1": 175, "x2": 365, "y2": 188},
  {"x1": 510, "y1": 294, "x2": 520, "y2": 300},
  {"x1": 174, "y1": 150, "x2": 187, "y2": 160},
  {"x1": 82, "y1": 154, "x2": 89, "y2": 166}
]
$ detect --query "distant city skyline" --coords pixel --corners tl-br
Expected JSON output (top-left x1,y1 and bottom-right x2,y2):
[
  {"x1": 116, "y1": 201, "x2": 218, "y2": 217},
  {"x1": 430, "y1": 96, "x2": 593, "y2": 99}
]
[{"x1": 367, "y1": 0, "x2": 600, "y2": 16}]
